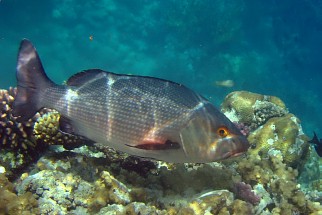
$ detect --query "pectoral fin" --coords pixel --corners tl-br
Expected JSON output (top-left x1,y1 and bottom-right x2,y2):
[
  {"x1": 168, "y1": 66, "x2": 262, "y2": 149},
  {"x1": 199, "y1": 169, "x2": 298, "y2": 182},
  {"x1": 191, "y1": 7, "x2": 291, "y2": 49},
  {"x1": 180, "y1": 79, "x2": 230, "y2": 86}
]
[{"x1": 126, "y1": 140, "x2": 180, "y2": 150}]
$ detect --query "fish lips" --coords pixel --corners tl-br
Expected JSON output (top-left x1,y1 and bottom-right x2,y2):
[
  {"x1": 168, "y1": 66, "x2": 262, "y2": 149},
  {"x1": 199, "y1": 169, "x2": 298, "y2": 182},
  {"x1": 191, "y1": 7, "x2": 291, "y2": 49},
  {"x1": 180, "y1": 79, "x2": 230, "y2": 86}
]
[{"x1": 211, "y1": 135, "x2": 250, "y2": 160}]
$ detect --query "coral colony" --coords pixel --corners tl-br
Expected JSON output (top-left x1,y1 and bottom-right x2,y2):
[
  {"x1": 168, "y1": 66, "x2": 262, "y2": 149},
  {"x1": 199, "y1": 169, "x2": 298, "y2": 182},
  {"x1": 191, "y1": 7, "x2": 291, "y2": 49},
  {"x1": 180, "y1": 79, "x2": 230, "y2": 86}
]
[{"x1": 0, "y1": 87, "x2": 321, "y2": 214}]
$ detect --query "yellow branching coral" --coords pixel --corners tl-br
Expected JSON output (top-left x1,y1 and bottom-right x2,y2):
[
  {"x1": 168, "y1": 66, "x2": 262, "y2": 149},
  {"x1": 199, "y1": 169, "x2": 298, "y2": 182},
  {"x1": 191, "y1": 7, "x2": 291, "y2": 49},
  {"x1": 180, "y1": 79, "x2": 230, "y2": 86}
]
[
  {"x1": 34, "y1": 111, "x2": 61, "y2": 144},
  {"x1": 33, "y1": 111, "x2": 88, "y2": 149}
]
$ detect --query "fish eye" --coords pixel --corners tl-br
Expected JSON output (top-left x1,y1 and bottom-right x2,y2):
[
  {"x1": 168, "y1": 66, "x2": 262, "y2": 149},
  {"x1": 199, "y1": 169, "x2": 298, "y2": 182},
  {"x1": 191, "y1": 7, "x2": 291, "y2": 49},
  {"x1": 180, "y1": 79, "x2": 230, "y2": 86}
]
[{"x1": 217, "y1": 126, "x2": 229, "y2": 138}]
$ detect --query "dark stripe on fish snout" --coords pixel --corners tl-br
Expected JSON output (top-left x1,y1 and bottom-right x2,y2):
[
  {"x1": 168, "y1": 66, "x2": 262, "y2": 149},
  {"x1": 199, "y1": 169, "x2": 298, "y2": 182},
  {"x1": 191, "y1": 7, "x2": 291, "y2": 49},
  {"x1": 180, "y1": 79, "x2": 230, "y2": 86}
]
[{"x1": 126, "y1": 140, "x2": 181, "y2": 150}]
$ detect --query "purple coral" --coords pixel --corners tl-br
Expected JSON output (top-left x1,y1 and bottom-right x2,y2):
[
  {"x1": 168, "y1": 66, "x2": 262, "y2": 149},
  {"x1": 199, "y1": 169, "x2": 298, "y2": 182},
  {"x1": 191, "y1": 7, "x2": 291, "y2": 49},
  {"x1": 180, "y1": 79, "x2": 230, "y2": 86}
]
[
  {"x1": 232, "y1": 182, "x2": 261, "y2": 205},
  {"x1": 233, "y1": 122, "x2": 250, "y2": 136}
]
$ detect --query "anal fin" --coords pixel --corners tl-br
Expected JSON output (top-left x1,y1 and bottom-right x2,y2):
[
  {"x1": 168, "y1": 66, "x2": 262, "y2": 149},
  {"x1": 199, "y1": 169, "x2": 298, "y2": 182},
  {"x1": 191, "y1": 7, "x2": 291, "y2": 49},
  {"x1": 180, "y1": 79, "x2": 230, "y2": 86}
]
[
  {"x1": 59, "y1": 116, "x2": 77, "y2": 135},
  {"x1": 58, "y1": 116, "x2": 94, "y2": 150}
]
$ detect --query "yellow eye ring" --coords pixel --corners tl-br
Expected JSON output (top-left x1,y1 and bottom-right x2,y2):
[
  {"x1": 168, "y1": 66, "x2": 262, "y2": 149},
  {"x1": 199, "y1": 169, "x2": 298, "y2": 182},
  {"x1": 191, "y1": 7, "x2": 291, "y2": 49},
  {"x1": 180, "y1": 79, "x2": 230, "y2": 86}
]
[{"x1": 217, "y1": 127, "x2": 229, "y2": 138}]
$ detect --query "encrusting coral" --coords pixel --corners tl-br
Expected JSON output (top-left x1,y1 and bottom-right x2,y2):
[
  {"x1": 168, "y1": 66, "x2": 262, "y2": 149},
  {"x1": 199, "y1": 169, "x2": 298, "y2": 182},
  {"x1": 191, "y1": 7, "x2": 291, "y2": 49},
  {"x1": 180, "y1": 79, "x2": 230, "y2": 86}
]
[
  {"x1": 15, "y1": 152, "x2": 259, "y2": 214},
  {"x1": 221, "y1": 91, "x2": 310, "y2": 170},
  {"x1": 14, "y1": 148, "x2": 322, "y2": 214},
  {"x1": 0, "y1": 173, "x2": 39, "y2": 215},
  {"x1": 237, "y1": 152, "x2": 321, "y2": 214},
  {"x1": 248, "y1": 113, "x2": 310, "y2": 168},
  {"x1": 221, "y1": 91, "x2": 288, "y2": 130}
]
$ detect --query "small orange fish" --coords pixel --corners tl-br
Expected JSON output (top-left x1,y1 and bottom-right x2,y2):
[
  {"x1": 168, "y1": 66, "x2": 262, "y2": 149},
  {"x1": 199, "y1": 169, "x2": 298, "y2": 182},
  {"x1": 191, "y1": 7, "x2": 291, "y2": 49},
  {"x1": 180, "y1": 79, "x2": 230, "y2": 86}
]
[
  {"x1": 214, "y1": 80, "x2": 234, "y2": 88},
  {"x1": 89, "y1": 35, "x2": 93, "y2": 41}
]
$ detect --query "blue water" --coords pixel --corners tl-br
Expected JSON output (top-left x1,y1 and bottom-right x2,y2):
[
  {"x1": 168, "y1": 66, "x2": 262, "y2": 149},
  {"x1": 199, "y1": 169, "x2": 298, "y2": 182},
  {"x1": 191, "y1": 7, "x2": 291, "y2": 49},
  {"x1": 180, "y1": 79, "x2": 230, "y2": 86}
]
[{"x1": 1, "y1": 0, "x2": 322, "y2": 136}]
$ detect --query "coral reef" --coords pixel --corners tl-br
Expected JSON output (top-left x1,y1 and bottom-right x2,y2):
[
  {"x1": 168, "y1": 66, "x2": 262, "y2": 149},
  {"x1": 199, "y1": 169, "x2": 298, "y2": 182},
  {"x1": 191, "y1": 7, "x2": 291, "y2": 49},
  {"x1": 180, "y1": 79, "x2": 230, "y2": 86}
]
[
  {"x1": 298, "y1": 149, "x2": 322, "y2": 203},
  {"x1": 0, "y1": 87, "x2": 90, "y2": 178},
  {"x1": 248, "y1": 113, "x2": 310, "y2": 168},
  {"x1": 234, "y1": 122, "x2": 251, "y2": 136},
  {"x1": 222, "y1": 91, "x2": 310, "y2": 169},
  {"x1": 14, "y1": 150, "x2": 258, "y2": 214},
  {"x1": 12, "y1": 144, "x2": 321, "y2": 214},
  {"x1": 221, "y1": 91, "x2": 288, "y2": 130},
  {"x1": 232, "y1": 182, "x2": 260, "y2": 205},
  {"x1": 0, "y1": 87, "x2": 47, "y2": 178},
  {"x1": 0, "y1": 172, "x2": 39, "y2": 214},
  {"x1": 34, "y1": 110, "x2": 89, "y2": 149},
  {"x1": 1, "y1": 89, "x2": 321, "y2": 214},
  {"x1": 237, "y1": 153, "x2": 322, "y2": 214},
  {"x1": 0, "y1": 87, "x2": 38, "y2": 152},
  {"x1": 13, "y1": 150, "x2": 322, "y2": 214}
]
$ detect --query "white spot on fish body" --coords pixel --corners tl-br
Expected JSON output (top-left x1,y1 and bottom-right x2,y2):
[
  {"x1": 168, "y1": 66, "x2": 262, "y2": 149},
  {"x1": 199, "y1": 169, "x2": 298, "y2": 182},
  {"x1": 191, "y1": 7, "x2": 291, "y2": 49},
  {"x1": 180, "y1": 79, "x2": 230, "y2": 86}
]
[
  {"x1": 191, "y1": 101, "x2": 205, "y2": 113},
  {"x1": 65, "y1": 89, "x2": 78, "y2": 115},
  {"x1": 65, "y1": 89, "x2": 78, "y2": 100},
  {"x1": 108, "y1": 77, "x2": 115, "y2": 86}
]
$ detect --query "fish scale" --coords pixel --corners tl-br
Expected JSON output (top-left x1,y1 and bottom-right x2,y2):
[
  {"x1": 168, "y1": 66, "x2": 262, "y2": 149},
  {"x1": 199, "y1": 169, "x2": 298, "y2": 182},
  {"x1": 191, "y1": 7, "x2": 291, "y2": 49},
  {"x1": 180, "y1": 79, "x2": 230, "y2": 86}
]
[{"x1": 13, "y1": 39, "x2": 249, "y2": 162}]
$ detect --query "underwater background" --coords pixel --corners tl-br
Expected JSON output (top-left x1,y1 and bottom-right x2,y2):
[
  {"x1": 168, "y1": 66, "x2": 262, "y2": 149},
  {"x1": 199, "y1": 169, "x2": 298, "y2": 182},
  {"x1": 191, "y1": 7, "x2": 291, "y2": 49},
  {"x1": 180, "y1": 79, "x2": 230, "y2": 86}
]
[
  {"x1": 1, "y1": 0, "x2": 322, "y2": 136},
  {"x1": 1, "y1": 1, "x2": 322, "y2": 214}
]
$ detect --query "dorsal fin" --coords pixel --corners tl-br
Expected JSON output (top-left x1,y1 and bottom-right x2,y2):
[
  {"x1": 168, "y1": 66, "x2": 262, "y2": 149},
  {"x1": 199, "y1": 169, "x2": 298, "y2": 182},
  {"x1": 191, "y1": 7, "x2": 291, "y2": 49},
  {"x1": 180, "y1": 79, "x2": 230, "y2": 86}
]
[
  {"x1": 66, "y1": 69, "x2": 107, "y2": 86},
  {"x1": 309, "y1": 132, "x2": 319, "y2": 145}
]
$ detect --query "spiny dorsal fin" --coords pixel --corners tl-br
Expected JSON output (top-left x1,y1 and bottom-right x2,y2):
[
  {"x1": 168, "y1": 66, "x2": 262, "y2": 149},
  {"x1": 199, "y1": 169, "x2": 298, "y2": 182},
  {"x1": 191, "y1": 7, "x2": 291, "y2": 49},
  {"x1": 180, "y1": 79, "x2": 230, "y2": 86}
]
[{"x1": 66, "y1": 69, "x2": 107, "y2": 86}]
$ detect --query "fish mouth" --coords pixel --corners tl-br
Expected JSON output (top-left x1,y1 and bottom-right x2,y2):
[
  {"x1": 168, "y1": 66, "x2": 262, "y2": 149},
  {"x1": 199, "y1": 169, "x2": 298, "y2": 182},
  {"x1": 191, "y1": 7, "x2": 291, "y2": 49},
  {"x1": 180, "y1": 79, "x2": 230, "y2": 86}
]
[
  {"x1": 231, "y1": 151, "x2": 246, "y2": 157},
  {"x1": 229, "y1": 151, "x2": 246, "y2": 158},
  {"x1": 221, "y1": 151, "x2": 233, "y2": 159},
  {"x1": 221, "y1": 151, "x2": 245, "y2": 159},
  {"x1": 214, "y1": 135, "x2": 250, "y2": 160}
]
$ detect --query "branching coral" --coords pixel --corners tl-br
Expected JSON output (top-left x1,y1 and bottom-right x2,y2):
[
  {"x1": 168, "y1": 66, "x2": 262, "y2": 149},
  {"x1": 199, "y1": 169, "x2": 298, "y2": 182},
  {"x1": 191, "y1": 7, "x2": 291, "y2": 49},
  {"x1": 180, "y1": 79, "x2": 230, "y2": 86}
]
[
  {"x1": 0, "y1": 87, "x2": 91, "y2": 178},
  {"x1": 252, "y1": 100, "x2": 288, "y2": 129},
  {"x1": 0, "y1": 87, "x2": 38, "y2": 152},
  {"x1": 0, "y1": 88, "x2": 48, "y2": 178},
  {"x1": 1, "y1": 87, "x2": 90, "y2": 152},
  {"x1": 237, "y1": 153, "x2": 322, "y2": 214},
  {"x1": 34, "y1": 111, "x2": 89, "y2": 149}
]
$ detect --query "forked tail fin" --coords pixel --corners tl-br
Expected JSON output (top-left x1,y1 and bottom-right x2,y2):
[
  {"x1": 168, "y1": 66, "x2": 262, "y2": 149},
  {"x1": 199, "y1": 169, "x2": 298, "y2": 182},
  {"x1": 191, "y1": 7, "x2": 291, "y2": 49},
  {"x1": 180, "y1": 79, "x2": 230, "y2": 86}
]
[{"x1": 13, "y1": 39, "x2": 56, "y2": 122}]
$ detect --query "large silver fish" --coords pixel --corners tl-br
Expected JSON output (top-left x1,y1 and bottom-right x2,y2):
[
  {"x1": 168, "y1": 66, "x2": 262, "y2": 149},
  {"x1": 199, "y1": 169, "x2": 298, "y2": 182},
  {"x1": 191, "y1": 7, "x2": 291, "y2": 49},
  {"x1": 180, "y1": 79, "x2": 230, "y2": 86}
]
[{"x1": 13, "y1": 39, "x2": 249, "y2": 163}]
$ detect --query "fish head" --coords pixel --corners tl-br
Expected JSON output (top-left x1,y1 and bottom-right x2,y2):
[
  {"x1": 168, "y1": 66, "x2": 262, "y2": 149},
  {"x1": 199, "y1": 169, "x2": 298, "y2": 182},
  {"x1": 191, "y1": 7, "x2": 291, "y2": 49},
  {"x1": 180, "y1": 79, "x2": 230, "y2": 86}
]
[{"x1": 180, "y1": 103, "x2": 249, "y2": 162}]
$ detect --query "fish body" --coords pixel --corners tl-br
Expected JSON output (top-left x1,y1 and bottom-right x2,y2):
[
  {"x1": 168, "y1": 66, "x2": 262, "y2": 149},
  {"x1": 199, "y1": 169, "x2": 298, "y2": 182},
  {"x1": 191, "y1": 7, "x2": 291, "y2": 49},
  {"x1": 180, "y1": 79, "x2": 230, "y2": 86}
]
[
  {"x1": 309, "y1": 132, "x2": 322, "y2": 157},
  {"x1": 214, "y1": 80, "x2": 234, "y2": 88},
  {"x1": 13, "y1": 39, "x2": 249, "y2": 163}
]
